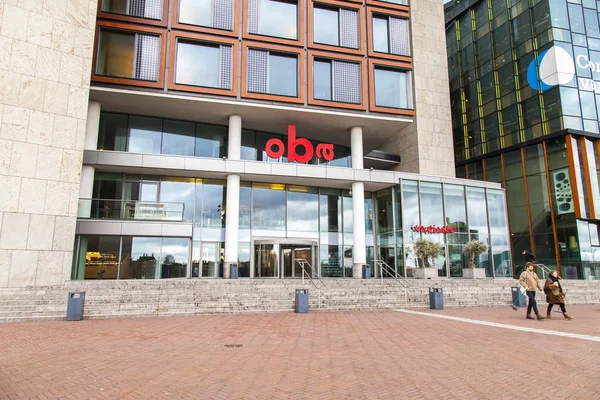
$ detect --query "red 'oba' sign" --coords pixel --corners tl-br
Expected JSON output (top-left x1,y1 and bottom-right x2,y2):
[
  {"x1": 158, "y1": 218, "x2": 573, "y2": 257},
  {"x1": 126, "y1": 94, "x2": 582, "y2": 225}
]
[{"x1": 265, "y1": 125, "x2": 334, "y2": 163}]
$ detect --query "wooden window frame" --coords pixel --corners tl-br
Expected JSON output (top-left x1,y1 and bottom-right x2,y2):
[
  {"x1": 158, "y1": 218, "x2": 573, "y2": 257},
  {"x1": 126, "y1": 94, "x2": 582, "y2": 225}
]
[
  {"x1": 308, "y1": 0, "x2": 365, "y2": 55},
  {"x1": 168, "y1": 31, "x2": 239, "y2": 97},
  {"x1": 92, "y1": 21, "x2": 167, "y2": 89},
  {"x1": 242, "y1": 0, "x2": 306, "y2": 47},
  {"x1": 366, "y1": 0, "x2": 409, "y2": 12},
  {"x1": 368, "y1": 58, "x2": 415, "y2": 116},
  {"x1": 241, "y1": 42, "x2": 305, "y2": 104},
  {"x1": 307, "y1": 50, "x2": 366, "y2": 110},
  {"x1": 366, "y1": 6, "x2": 412, "y2": 62},
  {"x1": 171, "y1": 0, "x2": 240, "y2": 38},
  {"x1": 96, "y1": 0, "x2": 169, "y2": 27}
]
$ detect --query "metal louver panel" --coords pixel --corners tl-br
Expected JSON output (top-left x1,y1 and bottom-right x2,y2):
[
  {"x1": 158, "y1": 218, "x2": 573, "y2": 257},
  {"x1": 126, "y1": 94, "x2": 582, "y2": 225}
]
[
  {"x1": 135, "y1": 34, "x2": 160, "y2": 81},
  {"x1": 333, "y1": 60, "x2": 361, "y2": 104},
  {"x1": 248, "y1": 0, "x2": 260, "y2": 34},
  {"x1": 129, "y1": 0, "x2": 163, "y2": 20},
  {"x1": 340, "y1": 9, "x2": 359, "y2": 49},
  {"x1": 390, "y1": 17, "x2": 410, "y2": 56},
  {"x1": 247, "y1": 49, "x2": 268, "y2": 93},
  {"x1": 220, "y1": 45, "x2": 232, "y2": 90},
  {"x1": 212, "y1": 0, "x2": 234, "y2": 30}
]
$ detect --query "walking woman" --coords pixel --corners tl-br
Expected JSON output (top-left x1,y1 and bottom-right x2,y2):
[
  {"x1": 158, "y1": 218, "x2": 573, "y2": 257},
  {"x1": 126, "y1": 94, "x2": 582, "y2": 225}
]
[{"x1": 545, "y1": 270, "x2": 573, "y2": 320}]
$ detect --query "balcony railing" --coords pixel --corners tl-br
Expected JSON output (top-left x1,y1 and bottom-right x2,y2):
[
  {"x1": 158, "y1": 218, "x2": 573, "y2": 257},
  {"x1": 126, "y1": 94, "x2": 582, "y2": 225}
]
[{"x1": 78, "y1": 199, "x2": 185, "y2": 222}]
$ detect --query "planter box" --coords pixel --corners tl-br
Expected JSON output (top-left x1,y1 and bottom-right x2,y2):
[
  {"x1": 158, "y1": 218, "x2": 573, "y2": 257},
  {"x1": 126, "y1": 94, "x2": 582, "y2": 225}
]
[
  {"x1": 463, "y1": 268, "x2": 486, "y2": 279},
  {"x1": 413, "y1": 268, "x2": 439, "y2": 279}
]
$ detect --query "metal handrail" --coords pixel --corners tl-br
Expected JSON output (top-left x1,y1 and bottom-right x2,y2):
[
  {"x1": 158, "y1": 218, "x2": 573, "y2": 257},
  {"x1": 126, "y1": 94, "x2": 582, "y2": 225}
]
[
  {"x1": 296, "y1": 258, "x2": 326, "y2": 289},
  {"x1": 516, "y1": 263, "x2": 553, "y2": 279},
  {"x1": 376, "y1": 260, "x2": 408, "y2": 288}
]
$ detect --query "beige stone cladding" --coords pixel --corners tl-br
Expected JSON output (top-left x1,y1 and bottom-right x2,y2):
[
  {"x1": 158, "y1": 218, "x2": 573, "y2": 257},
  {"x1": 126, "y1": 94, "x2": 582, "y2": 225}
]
[
  {"x1": 379, "y1": 0, "x2": 455, "y2": 177},
  {"x1": 0, "y1": 0, "x2": 97, "y2": 287}
]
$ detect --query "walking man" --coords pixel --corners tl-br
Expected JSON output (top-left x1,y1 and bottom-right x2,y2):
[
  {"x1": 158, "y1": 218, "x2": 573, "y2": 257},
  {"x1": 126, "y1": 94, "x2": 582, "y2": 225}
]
[
  {"x1": 520, "y1": 262, "x2": 545, "y2": 320},
  {"x1": 522, "y1": 249, "x2": 536, "y2": 264}
]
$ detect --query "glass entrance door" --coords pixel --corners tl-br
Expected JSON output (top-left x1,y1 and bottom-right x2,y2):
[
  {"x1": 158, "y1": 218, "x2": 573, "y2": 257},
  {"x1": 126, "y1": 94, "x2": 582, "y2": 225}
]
[
  {"x1": 281, "y1": 246, "x2": 312, "y2": 278},
  {"x1": 254, "y1": 244, "x2": 278, "y2": 278}
]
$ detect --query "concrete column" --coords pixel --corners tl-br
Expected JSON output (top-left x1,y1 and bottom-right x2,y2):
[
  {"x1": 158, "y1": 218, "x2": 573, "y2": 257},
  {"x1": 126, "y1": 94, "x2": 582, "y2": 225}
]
[
  {"x1": 350, "y1": 126, "x2": 364, "y2": 169},
  {"x1": 84, "y1": 101, "x2": 101, "y2": 151},
  {"x1": 224, "y1": 115, "x2": 242, "y2": 278},
  {"x1": 227, "y1": 115, "x2": 242, "y2": 160},
  {"x1": 352, "y1": 181, "x2": 367, "y2": 278},
  {"x1": 78, "y1": 102, "x2": 101, "y2": 218},
  {"x1": 224, "y1": 174, "x2": 240, "y2": 279}
]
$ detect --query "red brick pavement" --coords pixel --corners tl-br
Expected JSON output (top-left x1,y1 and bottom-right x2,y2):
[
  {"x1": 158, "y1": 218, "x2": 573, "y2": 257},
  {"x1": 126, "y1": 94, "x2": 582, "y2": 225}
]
[{"x1": 1, "y1": 307, "x2": 599, "y2": 400}]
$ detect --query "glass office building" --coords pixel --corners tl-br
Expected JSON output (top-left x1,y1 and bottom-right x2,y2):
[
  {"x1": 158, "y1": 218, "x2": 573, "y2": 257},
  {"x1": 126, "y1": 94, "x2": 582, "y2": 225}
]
[{"x1": 445, "y1": 0, "x2": 600, "y2": 279}]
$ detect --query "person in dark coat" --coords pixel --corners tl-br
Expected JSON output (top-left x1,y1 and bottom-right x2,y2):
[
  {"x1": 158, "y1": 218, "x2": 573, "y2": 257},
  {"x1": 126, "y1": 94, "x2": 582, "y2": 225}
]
[
  {"x1": 545, "y1": 270, "x2": 572, "y2": 320},
  {"x1": 522, "y1": 250, "x2": 536, "y2": 264}
]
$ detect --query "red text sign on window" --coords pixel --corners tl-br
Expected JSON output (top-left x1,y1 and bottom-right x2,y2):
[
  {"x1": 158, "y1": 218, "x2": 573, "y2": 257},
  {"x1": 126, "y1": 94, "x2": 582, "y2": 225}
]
[
  {"x1": 411, "y1": 225, "x2": 457, "y2": 234},
  {"x1": 265, "y1": 125, "x2": 334, "y2": 163}
]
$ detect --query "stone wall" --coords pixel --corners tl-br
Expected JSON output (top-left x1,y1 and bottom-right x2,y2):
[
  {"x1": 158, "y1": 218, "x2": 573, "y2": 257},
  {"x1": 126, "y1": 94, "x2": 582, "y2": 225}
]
[
  {"x1": 0, "y1": 0, "x2": 96, "y2": 287},
  {"x1": 381, "y1": 0, "x2": 456, "y2": 177}
]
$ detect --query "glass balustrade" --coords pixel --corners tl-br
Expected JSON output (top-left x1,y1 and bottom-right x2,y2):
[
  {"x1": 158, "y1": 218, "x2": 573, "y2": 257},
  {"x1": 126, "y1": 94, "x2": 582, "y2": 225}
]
[{"x1": 78, "y1": 199, "x2": 185, "y2": 222}]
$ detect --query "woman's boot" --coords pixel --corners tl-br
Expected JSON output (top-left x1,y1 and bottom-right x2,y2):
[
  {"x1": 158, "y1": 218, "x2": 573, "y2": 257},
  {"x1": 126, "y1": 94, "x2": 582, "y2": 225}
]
[
  {"x1": 563, "y1": 313, "x2": 572, "y2": 320},
  {"x1": 547, "y1": 311, "x2": 552, "y2": 319},
  {"x1": 526, "y1": 313, "x2": 534, "y2": 320}
]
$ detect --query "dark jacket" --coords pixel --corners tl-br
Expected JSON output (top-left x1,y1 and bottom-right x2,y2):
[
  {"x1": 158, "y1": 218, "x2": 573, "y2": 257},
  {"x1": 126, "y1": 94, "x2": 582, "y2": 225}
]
[
  {"x1": 545, "y1": 278, "x2": 566, "y2": 304},
  {"x1": 523, "y1": 250, "x2": 536, "y2": 263}
]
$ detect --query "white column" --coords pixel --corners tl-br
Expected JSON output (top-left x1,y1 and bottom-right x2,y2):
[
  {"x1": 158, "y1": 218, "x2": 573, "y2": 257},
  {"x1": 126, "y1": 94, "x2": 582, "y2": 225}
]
[
  {"x1": 224, "y1": 115, "x2": 242, "y2": 278},
  {"x1": 350, "y1": 126, "x2": 364, "y2": 169},
  {"x1": 350, "y1": 127, "x2": 367, "y2": 278},
  {"x1": 227, "y1": 115, "x2": 242, "y2": 160},
  {"x1": 84, "y1": 101, "x2": 101, "y2": 151},
  {"x1": 79, "y1": 102, "x2": 101, "y2": 218},
  {"x1": 352, "y1": 181, "x2": 366, "y2": 278}
]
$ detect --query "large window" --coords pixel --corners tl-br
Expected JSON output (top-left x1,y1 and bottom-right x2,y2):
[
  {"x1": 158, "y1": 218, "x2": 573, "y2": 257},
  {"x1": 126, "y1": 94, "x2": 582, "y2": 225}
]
[
  {"x1": 96, "y1": 29, "x2": 160, "y2": 82},
  {"x1": 257, "y1": 0, "x2": 298, "y2": 39},
  {"x1": 246, "y1": 48, "x2": 299, "y2": 98},
  {"x1": 313, "y1": 5, "x2": 359, "y2": 49},
  {"x1": 175, "y1": 42, "x2": 221, "y2": 88},
  {"x1": 98, "y1": 113, "x2": 227, "y2": 158},
  {"x1": 252, "y1": 183, "x2": 286, "y2": 230},
  {"x1": 373, "y1": 67, "x2": 412, "y2": 109},
  {"x1": 177, "y1": 0, "x2": 234, "y2": 31},
  {"x1": 101, "y1": 0, "x2": 164, "y2": 20},
  {"x1": 287, "y1": 186, "x2": 319, "y2": 232},
  {"x1": 371, "y1": 14, "x2": 410, "y2": 56},
  {"x1": 312, "y1": 58, "x2": 362, "y2": 104}
]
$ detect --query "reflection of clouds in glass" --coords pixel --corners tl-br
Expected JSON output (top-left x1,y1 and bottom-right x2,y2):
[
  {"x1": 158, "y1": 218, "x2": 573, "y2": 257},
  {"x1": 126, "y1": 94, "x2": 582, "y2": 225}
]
[
  {"x1": 161, "y1": 238, "x2": 189, "y2": 264},
  {"x1": 131, "y1": 237, "x2": 161, "y2": 260},
  {"x1": 176, "y1": 42, "x2": 220, "y2": 88},
  {"x1": 288, "y1": 192, "x2": 318, "y2": 231},
  {"x1": 259, "y1": 0, "x2": 297, "y2": 39},
  {"x1": 179, "y1": 0, "x2": 211, "y2": 26},
  {"x1": 253, "y1": 189, "x2": 286, "y2": 228}
]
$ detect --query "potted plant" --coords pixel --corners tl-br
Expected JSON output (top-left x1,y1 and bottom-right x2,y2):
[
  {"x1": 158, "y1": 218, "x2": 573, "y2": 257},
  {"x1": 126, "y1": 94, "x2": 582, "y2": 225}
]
[
  {"x1": 412, "y1": 237, "x2": 442, "y2": 279},
  {"x1": 463, "y1": 240, "x2": 488, "y2": 279}
]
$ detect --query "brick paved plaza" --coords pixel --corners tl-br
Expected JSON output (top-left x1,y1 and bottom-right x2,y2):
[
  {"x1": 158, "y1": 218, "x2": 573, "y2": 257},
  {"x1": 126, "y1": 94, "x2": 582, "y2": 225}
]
[{"x1": 1, "y1": 306, "x2": 600, "y2": 400}]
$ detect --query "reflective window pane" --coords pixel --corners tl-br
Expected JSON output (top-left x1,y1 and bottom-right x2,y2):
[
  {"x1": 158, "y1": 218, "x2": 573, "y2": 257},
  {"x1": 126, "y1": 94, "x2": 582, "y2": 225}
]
[
  {"x1": 376, "y1": 188, "x2": 394, "y2": 233},
  {"x1": 102, "y1": 0, "x2": 163, "y2": 19},
  {"x1": 160, "y1": 238, "x2": 189, "y2": 278},
  {"x1": 313, "y1": 60, "x2": 332, "y2": 100},
  {"x1": 96, "y1": 30, "x2": 135, "y2": 79},
  {"x1": 195, "y1": 124, "x2": 227, "y2": 158},
  {"x1": 128, "y1": 116, "x2": 162, "y2": 154},
  {"x1": 419, "y1": 182, "x2": 444, "y2": 227},
  {"x1": 203, "y1": 180, "x2": 226, "y2": 228},
  {"x1": 320, "y1": 190, "x2": 342, "y2": 232},
  {"x1": 402, "y1": 180, "x2": 420, "y2": 237},
  {"x1": 98, "y1": 113, "x2": 128, "y2": 151},
  {"x1": 287, "y1": 189, "x2": 319, "y2": 231},
  {"x1": 259, "y1": 0, "x2": 298, "y2": 39},
  {"x1": 252, "y1": 183, "x2": 286, "y2": 230},
  {"x1": 466, "y1": 187, "x2": 489, "y2": 238},
  {"x1": 269, "y1": 53, "x2": 298, "y2": 97},
  {"x1": 160, "y1": 177, "x2": 195, "y2": 222},
  {"x1": 162, "y1": 120, "x2": 195, "y2": 157},
  {"x1": 178, "y1": 0, "x2": 211, "y2": 27},
  {"x1": 444, "y1": 184, "x2": 467, "y2": 233},
  {"x1": 321, "y1": 245, "x2": 342, "y2": 277},
  {"x1": 372, "y1": 17, "x2": 389, "y2": 53},
  {"x1": 239, "y1": 184, "x2": 252, "y2": 228},
  {"x1": 314, "y1": 7, "x2": 339, "y2": 45},
  {"x1": 374, "y1": 68, "x2": 409, "y2": 109},
  {"x1": 122, "y1": 237, "x2": 161, "y2": 279},
  {"x1": 175, "y1": 41, "x2": 220, "y2": 88}
]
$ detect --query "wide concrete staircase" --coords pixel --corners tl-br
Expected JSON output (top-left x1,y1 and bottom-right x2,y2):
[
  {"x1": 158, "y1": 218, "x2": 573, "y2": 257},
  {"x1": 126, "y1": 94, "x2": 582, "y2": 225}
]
[{"x1": 1, "y1": 279, "x2": 599, "y2": 323}]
